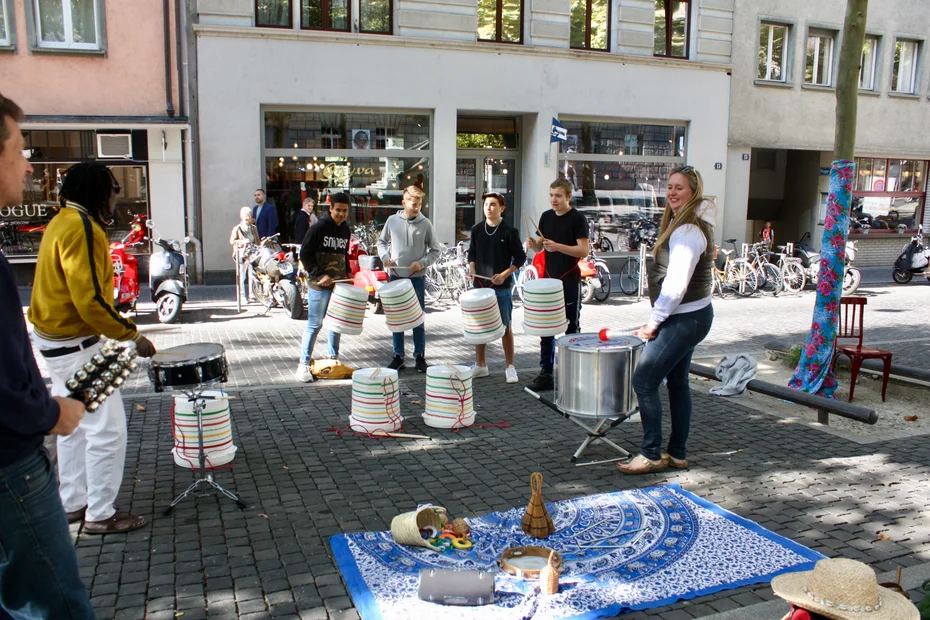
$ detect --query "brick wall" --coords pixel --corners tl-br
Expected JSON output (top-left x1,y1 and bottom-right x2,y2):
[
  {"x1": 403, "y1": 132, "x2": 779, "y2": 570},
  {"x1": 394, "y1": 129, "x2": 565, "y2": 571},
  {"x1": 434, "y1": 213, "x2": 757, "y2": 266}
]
[{"x1": 851, "y1": 235, "x2": 911, "y2": 267}]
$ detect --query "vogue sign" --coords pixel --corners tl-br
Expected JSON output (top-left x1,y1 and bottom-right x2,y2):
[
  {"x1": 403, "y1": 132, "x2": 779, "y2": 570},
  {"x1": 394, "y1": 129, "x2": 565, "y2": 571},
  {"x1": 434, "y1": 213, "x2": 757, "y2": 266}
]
[{"x1": 0, "y1": 204, "x2": 52, "y2": 219}]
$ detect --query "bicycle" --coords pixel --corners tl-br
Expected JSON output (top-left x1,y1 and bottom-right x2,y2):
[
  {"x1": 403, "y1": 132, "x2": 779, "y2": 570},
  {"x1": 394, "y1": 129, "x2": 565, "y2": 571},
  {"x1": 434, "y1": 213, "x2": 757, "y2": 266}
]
[
  {"x1": 716, "y1": 239, "x2": 758, "y2": 297},
  {"x1": 618, "y1": 256, "x2": 641, "y2": 296},
  {"x1": 511, "y1": 257, "x2": 538, "y2": 304},
  {"x1": 588, "y1": 221, "x2": 614, "y2": 253}
]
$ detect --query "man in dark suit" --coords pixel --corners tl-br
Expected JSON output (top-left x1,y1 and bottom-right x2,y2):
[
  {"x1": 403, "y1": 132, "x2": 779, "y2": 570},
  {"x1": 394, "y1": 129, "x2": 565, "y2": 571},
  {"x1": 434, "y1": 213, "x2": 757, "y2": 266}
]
[
  {"x1": 252, "y1": 189, "x2": 278, "y2": 239},
  {"x1": 294, "y1": 196, "x2": 318, "y2": 245}
]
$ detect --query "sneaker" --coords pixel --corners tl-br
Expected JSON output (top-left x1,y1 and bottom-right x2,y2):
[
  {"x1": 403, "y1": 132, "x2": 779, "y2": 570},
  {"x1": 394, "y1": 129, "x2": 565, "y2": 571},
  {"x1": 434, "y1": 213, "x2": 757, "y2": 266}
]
[
  {"x1": 471, "y1": 364, "x2": 489, "y2": 378},
  {"x1": 505, "y1": 365, "x2": 519, "y2": 384},
  {"x1": 388, "y1": 355, "x2": 405, "y2": 371},
  {"x1": 415, "y1": 356, "x2": 428, "y2": 373},
  {"x1": 527, "y1": 370, "x2": 554, "y2": 392},
  {"x1": 295, "y1": 364, "x2": 314, "y2": 383}
]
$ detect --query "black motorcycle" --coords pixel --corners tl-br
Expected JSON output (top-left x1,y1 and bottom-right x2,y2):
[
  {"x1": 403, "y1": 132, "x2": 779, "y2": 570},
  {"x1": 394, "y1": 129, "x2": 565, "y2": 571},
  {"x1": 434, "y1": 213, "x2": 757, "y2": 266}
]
[
  {"x1": 146, "y1": 221, "x2": 189, "y2": 323},
  {"x1": 628, "y1": 217, "x2": 658, "y2": 250},
  {"x1": 793, "y1": 232, "x2": 861, "y2": 295},
  {"x1": 893, "y1": 224, "x2": 930, "y2": 284},
  {"x1": 244, "y1": 234, "x2": 302, "y2": 319}
]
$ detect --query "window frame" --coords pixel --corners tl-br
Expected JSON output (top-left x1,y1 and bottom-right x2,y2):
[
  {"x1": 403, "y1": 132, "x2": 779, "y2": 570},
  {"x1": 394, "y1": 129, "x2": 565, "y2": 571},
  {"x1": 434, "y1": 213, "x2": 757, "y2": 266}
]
[
  {"x1": 851, "y1": 157, "x2": 927, "y2": 233},
  {"x1": 29, "y1": 0, "x2": 105, "y2": 52},
  {"x1": 477, "y1": 0, "x2": 524, "y2": 45},
  {"x1": 805, "y1": 28, "x2": 836, "y2": 87},
  {"x1": 299, "y1": 0, "x2": 350, "y2": 32},
  {"x1": 358, "y1": 0, "x2": 392, "y2": 35},
  {"x1": 891, "y1": 37, "x2": 921, "y2": 94},
  {"x1": 570, "y1": 0, "x2": 610, "y2": 52},
  {"x1": 859, "y1": 34, "x2": 880, "y2": 91},
  {"x1": 0, "y1": 0, "x2": 13, "y2": 49},
  {"x1": 255, "y1": 0, "x2": 294, "y2": 29},
  {"x1": 653, "y1": 0, "x2": 691, "y2": 60},
  {"x1": 757, "y1": 20, "x2": 791, "y2": 83}
]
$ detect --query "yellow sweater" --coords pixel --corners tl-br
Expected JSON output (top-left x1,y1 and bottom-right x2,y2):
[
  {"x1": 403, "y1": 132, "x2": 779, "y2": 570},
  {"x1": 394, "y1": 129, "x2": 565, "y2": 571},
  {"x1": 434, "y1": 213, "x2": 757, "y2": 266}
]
[{"x1": 27, "y1": 203, "x2": 140, "y2": 343}]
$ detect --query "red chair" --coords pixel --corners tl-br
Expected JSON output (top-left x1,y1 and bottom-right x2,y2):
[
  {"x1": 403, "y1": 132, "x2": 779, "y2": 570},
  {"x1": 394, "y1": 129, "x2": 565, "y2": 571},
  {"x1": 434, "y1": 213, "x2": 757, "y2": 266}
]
[{"x1": 831, "y1": 297, "x2": 892, "y2": 402}]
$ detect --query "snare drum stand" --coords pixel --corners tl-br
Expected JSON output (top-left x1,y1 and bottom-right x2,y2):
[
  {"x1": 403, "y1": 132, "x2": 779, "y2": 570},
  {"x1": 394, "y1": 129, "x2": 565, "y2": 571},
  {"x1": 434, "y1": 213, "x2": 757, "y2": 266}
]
[{"x1": 163, "y1": 386, "x2": 245, "y2": 515}]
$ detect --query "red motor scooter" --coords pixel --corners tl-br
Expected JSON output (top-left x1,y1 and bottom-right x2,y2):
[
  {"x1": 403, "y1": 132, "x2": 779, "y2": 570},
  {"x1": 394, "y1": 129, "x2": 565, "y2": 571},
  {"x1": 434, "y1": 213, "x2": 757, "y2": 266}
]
[
  {"x1": 353, "y1": 249, "x2": 389, "y2": 314},
  {"x1": 110, "y1": 213, "x2": 147, "y2": 313}
]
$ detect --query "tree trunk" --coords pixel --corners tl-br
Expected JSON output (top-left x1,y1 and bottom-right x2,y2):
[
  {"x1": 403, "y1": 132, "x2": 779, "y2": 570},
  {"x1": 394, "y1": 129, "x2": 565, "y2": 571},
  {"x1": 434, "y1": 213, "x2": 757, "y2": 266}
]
[{"x1": 834, "y1": 0, "x2": 868, "y2": 161}]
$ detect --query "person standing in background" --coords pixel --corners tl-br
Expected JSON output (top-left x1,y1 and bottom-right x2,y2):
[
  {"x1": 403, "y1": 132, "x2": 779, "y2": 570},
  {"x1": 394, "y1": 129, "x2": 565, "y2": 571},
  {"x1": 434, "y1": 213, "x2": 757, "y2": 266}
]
[
  {"x1": 230, "y1": 206, "x2": 260, "y2": 304},
  {"x1": 252, "y1": 188, "x2": 278, "y2": 239},
  {"x1": 760, "y1": 221, "x2": 775, "y2": 248},
  {"x1": 294, "y1": 196, "x2": 319, "y2": 245}
]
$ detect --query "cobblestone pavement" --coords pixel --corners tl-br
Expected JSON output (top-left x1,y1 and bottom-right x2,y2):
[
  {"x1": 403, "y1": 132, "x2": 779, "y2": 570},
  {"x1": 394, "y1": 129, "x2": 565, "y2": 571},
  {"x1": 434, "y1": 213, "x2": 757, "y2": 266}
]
[{"x1": 21, "y1": 269, "x2": 930, "y2": 619}]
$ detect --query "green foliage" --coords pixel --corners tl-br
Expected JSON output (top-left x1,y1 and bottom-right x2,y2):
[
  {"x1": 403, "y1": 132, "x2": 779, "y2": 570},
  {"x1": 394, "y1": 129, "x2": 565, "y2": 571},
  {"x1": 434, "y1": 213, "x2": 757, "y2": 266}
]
[
  {"x1": 456, "y1": 134, "x2": 507, "y2": 149},
  {"x1": 784, "y1": 345, "x2": 802, "y2": 371}
]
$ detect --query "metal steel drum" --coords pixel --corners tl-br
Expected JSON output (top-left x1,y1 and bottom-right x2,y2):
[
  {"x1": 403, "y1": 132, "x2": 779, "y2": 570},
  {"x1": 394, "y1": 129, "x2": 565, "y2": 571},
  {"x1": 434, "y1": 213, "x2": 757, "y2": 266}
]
[{"x1": 555, "y1": 333, "x2": 643, "y2": 418}]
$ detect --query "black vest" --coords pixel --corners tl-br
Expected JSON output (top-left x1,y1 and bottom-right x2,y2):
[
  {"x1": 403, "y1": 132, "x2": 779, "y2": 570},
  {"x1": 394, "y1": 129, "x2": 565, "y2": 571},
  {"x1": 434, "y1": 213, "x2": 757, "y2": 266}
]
[{"x1": 646, "y1": 221, "x2": 714, "y2": 307}]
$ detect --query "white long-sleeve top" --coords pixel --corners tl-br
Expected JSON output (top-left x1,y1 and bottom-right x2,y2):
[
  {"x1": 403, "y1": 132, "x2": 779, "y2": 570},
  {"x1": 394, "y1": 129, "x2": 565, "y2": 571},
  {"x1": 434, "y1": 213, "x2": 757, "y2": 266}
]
[{"x1": 647, "y1": 224, "x2": 713, "y2": 330}]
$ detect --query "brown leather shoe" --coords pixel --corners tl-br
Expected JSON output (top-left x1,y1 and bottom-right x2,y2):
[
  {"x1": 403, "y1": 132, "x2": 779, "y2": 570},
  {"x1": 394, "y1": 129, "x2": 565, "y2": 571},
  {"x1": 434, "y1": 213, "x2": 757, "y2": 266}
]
[
  {"x1": 66, "y1": 506, "x2": 87, "y2": 523},
  {"x1": 83, "y1": 512, "x2": 146, "y2": 534}
]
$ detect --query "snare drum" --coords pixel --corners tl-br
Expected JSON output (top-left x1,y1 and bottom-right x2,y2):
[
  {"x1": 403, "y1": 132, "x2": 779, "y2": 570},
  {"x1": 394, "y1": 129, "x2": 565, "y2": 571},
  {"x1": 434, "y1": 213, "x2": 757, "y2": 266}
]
[{"x1": 149, "y1": 343, "x2": 229, "y2": 392}]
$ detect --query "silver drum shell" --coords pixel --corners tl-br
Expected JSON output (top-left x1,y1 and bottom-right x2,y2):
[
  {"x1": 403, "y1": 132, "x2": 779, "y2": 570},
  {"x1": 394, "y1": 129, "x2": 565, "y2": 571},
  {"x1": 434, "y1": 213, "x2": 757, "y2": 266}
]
[{"x1": 555, "y1": 333, "x2": 643, "y2": 418}]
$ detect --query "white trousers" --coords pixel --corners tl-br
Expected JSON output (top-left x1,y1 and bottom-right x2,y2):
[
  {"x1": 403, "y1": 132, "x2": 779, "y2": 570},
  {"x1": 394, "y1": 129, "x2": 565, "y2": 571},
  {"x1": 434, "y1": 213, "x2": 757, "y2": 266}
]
[{"x1": 32, "y1": 334, "x2": 126, "y2": 522}]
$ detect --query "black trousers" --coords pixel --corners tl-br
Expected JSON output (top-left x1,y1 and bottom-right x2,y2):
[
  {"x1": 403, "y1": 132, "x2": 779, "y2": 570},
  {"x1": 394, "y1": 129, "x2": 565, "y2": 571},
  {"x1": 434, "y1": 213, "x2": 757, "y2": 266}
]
[{"x1": 539, "y1": 280, "x2": 581, "y2": 373}]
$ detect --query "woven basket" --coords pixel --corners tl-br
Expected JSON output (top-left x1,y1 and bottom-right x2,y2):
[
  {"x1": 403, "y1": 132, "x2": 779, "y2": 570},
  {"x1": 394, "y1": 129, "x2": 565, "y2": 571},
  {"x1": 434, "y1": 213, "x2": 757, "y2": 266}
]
[{"x1": 391, "y1": 505, "x2": 447, "y2": 550}]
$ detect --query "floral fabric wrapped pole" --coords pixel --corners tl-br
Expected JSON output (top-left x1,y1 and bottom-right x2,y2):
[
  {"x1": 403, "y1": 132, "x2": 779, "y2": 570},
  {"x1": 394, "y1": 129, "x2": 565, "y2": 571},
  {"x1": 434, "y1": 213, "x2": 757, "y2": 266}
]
[{"x1": 788, "y1": 160, "x2": 855, "y2": 397}]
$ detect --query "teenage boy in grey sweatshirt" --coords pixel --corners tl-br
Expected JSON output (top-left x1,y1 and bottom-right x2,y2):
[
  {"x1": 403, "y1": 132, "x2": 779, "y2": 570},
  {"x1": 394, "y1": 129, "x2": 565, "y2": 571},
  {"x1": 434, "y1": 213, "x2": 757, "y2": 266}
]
[{"x1": 376, "y1": 185, "x2": 441, "y2": 372}]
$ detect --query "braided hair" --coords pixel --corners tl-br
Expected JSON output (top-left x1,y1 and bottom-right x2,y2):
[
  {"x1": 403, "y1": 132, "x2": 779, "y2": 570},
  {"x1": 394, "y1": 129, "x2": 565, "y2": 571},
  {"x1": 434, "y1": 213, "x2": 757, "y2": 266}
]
[{"x1": 59, "y1": 161, "x2": 120, "y2": 226}]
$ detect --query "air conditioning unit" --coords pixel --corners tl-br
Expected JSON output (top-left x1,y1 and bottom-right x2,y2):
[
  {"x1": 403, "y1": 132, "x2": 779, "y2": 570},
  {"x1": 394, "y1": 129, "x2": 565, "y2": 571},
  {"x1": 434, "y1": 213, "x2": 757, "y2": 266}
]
[{"x1": 96, "y1": 134, "x2": 133, "y2": 159}]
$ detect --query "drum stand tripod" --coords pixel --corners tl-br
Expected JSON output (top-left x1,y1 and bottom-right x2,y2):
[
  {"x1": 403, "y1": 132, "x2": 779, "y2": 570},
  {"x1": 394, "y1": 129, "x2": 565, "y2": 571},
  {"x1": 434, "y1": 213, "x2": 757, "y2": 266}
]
[{"x1": 164, "y1": 387, "x2": 245, "y2": 515}]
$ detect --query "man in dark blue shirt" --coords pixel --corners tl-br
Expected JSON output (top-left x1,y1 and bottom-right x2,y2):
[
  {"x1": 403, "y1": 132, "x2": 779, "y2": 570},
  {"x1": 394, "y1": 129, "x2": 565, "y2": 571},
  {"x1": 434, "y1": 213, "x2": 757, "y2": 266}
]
[{"x1": 0, "y1": 93, "x2": 95, "y2": 619}]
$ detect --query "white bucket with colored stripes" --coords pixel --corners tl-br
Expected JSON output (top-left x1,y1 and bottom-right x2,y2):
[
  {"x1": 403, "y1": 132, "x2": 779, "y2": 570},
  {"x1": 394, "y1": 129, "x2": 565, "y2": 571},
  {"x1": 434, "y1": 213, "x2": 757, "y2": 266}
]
[
  {"x1": 172, "y1": 390, "x2": 236, "y2": 468},
  {"x1": 423, "y1": 365, "x2": 475, "y2": 429},
  {"x1": 323, "y1": 283, "x2": 368, "y2": 335},
  {"x1": 522, "y1": 278, "x2": 568, "y2": 337},
  {"x1": 379, "y1": 278, "x2": 425, "y2": 333},
  {"x1": 460, "y1": 288, "x2": 505, "y2": 344},
  {"x1": 349, "y1": 368, "x2": 402, "y2": 433}
]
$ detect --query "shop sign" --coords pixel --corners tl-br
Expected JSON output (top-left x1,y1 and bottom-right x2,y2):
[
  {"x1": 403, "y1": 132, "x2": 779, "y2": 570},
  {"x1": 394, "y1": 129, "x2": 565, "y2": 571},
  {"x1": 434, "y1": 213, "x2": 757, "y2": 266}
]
[
  {"x1": 321, "y1": 163, "x2": 376, "y2": 184},
  {"x1": 0, "y1": 203, "x2": 53, "y2": 219}
]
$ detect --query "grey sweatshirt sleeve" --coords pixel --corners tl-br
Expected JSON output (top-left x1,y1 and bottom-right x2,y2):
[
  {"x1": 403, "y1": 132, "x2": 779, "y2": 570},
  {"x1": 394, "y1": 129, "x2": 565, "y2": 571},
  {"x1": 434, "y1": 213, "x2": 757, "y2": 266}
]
[
  {"x1": 419, "y1": 220, "x2": 442, "y2": 268},
  {"x1": 377, "y1": 216, "x2": 392, "y2": 262}
]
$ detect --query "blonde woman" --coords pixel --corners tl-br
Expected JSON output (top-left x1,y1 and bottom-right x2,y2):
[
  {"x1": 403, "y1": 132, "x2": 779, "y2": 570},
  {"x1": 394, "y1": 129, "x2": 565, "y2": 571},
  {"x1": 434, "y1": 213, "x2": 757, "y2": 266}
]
[{"x1": 619, "y1": 165, "x2": 716, "y2": 475}]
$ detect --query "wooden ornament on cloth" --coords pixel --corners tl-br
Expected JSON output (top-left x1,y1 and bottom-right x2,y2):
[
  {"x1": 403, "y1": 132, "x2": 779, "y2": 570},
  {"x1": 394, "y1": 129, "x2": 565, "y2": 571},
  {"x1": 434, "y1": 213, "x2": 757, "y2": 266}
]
[
  {"x1": 522, "y1": 472, "x2": 555, "y2": 539},
  {"x1": 539, "y1": 550, "x2": 560, "y2": 595}
]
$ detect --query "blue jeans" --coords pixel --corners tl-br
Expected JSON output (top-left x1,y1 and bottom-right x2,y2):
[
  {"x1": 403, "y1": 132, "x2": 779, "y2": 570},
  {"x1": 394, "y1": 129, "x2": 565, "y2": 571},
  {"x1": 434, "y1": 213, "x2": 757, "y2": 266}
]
[
  {"x1": 391, "y1": 275, "x2": 426, "y2": 358},
  {"x1": 632, "y1": 304, "x2": 714, "y2": 461},
  {"x1": 494, "y1": 288, "x2": 513, "y2": 327},
  {"x1": 0, "y1": 448, "x2": 94, "y2": 619},
  {"x1": 299, "y1": 287, "x2": 340, "y2": 364}
]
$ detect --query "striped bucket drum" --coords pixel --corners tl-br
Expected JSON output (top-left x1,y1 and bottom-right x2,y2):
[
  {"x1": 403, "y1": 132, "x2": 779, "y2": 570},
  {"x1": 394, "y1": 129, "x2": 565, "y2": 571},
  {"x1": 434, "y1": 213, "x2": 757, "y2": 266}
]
[
  {"x1": 172, "y1": 390, "x2": 236, "y2": 468},
  {"x1": 349, "y1": 368, "x2": 402, "y2": 433},
  {"x1": 379, "y1": 278, "x2": 425, "y2": 333},
  {"x1": 323, "y1": 283, "x2": 368, "y2": 335},
  {"x1": 460, "y1": 288, "x2": 506, "y2": 344},
  {"x1": 522, "y1": 278, "x2": 569, "y2": 336},
  {"x1": 423, "y1": 365, "x2": 475, "y2": 429}
]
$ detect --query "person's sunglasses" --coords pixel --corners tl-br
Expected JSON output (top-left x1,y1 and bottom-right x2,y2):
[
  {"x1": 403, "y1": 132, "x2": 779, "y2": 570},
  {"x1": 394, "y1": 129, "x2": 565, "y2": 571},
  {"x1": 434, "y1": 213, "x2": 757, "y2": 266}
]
[{"x1": 679, "y1": 165, "x2": 695, "y2": 173}]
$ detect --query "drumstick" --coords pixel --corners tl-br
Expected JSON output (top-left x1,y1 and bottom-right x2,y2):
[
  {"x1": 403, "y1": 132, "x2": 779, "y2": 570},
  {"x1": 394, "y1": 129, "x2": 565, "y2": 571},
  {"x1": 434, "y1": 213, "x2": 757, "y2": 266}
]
[
  {"x1": 331, "y1": 278, "x2": 355, "y2": 284},
  {"x1": 154, "y1": 351, "x2": 186, "y2": 356},
  {"x1": 524, "y1": 214, "x2": 544, "y2": 240},
  {"x1": 471, "y1": 274, "x2": 494, "y2": 281},
  {"x1": 369, "y1": 430, "x2": 432, "y2": 440},
  {"x1": 171, "y1": 394, "x2": 237, "y2": 400}
]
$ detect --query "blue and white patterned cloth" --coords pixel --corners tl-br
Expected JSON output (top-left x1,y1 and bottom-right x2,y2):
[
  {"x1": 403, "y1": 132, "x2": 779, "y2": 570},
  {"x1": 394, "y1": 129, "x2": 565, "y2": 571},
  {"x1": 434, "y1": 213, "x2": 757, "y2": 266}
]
[{"x1": 330, "y1": 484, "x2": 824, "y2": 619}]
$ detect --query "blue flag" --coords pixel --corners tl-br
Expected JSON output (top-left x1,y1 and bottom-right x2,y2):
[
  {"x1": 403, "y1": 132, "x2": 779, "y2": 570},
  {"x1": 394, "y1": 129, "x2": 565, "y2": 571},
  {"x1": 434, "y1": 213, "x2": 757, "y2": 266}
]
[{"x1": 550, "y1": 118, "x2": 567, "y2": 143}]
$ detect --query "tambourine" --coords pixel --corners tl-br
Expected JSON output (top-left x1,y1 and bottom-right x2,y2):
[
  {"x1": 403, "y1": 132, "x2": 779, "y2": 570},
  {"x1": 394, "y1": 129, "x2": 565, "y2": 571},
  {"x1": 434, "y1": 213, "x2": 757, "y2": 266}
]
[{"x1": 498, "y1": 546, "x2": 562, "y2": 580}]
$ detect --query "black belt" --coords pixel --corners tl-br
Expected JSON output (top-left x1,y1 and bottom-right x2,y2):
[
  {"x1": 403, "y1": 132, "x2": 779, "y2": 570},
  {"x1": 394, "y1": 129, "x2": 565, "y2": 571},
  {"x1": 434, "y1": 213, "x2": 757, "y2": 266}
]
[{"x1": 40, "y1": 336, "x2": 100, "y2": 358}]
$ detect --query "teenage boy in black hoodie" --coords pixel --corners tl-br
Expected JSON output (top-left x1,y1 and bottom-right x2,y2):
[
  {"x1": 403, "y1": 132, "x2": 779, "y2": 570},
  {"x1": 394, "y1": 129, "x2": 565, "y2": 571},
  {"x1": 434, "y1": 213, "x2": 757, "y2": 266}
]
[{"x1": 295, "y1": 193, "x2": 351, "y2": 382}]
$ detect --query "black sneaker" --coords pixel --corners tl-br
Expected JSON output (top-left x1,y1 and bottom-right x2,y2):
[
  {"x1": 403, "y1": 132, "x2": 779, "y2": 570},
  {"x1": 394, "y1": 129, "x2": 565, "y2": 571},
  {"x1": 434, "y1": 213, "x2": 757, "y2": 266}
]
[
  {"x1": 527, "y1": 371, "x2": 554, "y2": 392},
  {"x1": 388, "y1": 356, "x2": 405, "y2": 371},
  {"x1": 415, "y1": 356, "x2": 428, "y2": 373}
]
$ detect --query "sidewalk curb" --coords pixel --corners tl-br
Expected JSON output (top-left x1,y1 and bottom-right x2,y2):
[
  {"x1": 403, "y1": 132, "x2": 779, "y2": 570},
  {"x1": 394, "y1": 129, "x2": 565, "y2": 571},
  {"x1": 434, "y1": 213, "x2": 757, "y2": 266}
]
[{"x1": 701, "y1": 562, "x2": 930, "y2": 619}]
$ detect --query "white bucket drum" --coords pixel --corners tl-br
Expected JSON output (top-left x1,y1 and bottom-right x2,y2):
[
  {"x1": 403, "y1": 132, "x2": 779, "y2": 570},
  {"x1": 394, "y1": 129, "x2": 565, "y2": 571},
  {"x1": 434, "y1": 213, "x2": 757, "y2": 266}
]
[
  {"x1": 349, "y1": 368, "x2": 402, "y2": 433},
  {"x1": 522, "y1": 278, "x2": 568, "y2": 336},
  {"x1": 555, "y1": 333, "x2": 644, "y2": 418},
  {"x1": 423, "y1": 365, "x2": 475, "y2": 429},
  {"x1": 379, "y1": 278, "x2": 425, "y2": 333},
  {"x1": 172, "y1": 390, "x2": 236, "y2": 468},
  {"x1": 460, "y1": 288, "x2": 506, "y2": 344},
  {"x1": 323, "y1": 283, "x2": 368, "y2": 335}
]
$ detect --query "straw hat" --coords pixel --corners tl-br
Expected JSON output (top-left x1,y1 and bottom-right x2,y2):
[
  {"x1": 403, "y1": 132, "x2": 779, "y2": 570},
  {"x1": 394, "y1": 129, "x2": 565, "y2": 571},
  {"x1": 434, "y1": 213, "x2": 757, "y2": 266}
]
[{"x1": 771, "y1": 559, "x2": 918, "y2": 620}]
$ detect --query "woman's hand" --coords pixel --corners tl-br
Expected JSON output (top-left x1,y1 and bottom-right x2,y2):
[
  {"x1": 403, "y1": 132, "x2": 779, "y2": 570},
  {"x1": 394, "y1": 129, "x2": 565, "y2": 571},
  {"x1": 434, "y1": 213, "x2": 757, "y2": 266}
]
[{"x1": 639, "y1": 324, "x2": 657, "y2": 341}]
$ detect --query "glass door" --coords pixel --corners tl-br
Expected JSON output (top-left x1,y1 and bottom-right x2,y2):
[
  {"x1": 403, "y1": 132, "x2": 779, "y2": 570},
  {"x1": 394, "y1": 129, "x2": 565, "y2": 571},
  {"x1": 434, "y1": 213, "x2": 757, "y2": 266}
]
[{"x1": 455, "y1": 152, "x2": 519, "y2": 241}]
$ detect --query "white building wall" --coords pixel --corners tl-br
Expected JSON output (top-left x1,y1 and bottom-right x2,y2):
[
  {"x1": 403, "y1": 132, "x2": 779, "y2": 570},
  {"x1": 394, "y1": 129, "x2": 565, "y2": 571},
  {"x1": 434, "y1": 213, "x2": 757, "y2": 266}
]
[
  {"x1": 146, "y1": 128, "x2": 187, "y2": 246},
  {"x1": 194, "y1": 31, "x2": 731, "y2": 275}
]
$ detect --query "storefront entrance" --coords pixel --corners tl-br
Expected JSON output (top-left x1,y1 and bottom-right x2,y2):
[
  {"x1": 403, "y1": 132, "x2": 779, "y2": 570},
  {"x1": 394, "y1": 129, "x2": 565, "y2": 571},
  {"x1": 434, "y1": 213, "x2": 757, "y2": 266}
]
[{"x1": 454, "y1": 152, "x2": 519, "y2": 241}]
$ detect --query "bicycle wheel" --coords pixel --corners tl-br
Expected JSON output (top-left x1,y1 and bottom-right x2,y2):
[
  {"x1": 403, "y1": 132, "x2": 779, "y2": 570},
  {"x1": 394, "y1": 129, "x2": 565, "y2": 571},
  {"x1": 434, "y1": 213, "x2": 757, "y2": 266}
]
[
  {"x1": 727, "y1": 260, "x2": 758, "y2": 297},
  {"x1": 781, "y1": 261, "x2": 806, "y2": 293},
  {"x1": 518, "y1": 266, "x2": 537, "y2": 303},
  {"x1": 593, "y1": 263, "x2": 611, "y2": 302},
  {"x1": 759, "y1": 263, "x2": 783, "y2": 296},
  {"x1": 619, "y1": 258, "x2": 639, "y2": 295},
  {"x1": 424, "y1": 275, "x2": 442, "y2": 305},
  {"x1": 598, "y1": 237, "x2": 614, "y2": 253}
]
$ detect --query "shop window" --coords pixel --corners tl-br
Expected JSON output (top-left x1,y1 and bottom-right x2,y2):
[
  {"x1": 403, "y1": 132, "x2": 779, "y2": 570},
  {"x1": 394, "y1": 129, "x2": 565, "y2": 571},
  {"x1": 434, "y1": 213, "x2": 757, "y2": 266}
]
[
  {"x1": 31, "y1": 0, "x2": 103, "y2": 50},
  {"x1": 477, "y1": 0, "x2": 522, "y2": 44},
  {"x1": 654, "y1": 0, "x2": 689, "y2": 58},
  {"x1": 559, "y1": 121, "x2": 686, "y2": 158},
  {"x1": 859, "y1": 35, "x2": 879, "y2": 90},
  {"x1": 264, "y1": 112, "x2": 429, "y2": 151},
  {"x1": 891, "y1": 39, "x2": 920, "y2": 94},
  {"x1": 0, "y1": 0, "x2": 11, "y2": 47},
  {"x1": 853, "y1": 157, "x2": 927, "y2": 232},
  {"x1": 301, "y1": 0, "x2": 348, "y2": 31},
  {"x1": 256, "y1": 0, "x2": 292, "y2": 27},
  {"x1": 805, "y1": 29, "x2": 835, "y2": 86},
  {"x1": 570, "y1": 0, "x2": 608, "y2": 51},
  {"x1": 758, "y1": 22, "x2": 789, "y2": 82}
]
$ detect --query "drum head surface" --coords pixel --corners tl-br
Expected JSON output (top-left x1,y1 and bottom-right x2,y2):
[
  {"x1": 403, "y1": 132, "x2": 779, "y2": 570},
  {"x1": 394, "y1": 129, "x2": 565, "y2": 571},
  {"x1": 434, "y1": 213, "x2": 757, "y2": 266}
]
[
  {"x1": 460, "y1": 288, "x2": 495, "y2": 302},
  {"x1": 379, "y1": 278, "x2": 412, "y2": 295},
  {"x1": 557, "y1": 333, "x2": 643, "y2": 351},
  {"x1": 523, "y1": 278, "x2": 561, "y2": 292},
  {"x1": 153, "y1": 343, "x2": 225, "y2": 364}
]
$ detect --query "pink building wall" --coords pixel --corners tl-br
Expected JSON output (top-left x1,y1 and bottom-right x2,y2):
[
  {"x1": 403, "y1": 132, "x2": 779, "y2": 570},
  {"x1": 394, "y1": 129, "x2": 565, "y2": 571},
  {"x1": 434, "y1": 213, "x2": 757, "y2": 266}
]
[{"x1": 0, "y1": 0, "x2": 180, "y2": 117}]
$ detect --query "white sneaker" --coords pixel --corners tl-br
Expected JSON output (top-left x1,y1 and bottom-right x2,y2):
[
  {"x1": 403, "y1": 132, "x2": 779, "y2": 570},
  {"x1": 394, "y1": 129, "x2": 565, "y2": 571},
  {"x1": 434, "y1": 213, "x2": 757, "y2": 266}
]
[
  {"x1": 471, "y1": 364, "x2": 489, "y2": 378},
  {"x1": 295, "y1": 364, "x2": 314, "y2": 383},
  {"x1": 505, "y1": 365, "x2": 519, "y2": 384}
]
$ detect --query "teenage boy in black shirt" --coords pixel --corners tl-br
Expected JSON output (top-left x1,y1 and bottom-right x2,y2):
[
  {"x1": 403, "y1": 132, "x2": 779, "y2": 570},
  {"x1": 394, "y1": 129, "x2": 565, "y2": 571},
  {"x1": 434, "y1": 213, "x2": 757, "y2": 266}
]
[
  {"x1": 526, "y1": 178, "x2": 589, "y2": 391},
  {"x1": 467, "y1": 192, "x2": 526, "y2": 384}
]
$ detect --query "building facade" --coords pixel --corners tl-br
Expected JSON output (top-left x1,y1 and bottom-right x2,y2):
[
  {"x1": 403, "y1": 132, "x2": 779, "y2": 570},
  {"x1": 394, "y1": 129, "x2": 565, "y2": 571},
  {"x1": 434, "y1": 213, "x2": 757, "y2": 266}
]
[
  {"x1": 0, "y1": 0, "x2": 191, "y2": 282},
  {"x1": 724, "y1": 0, "x2": 930, "y2": 266},
  {"x1": 191, "y1": 0, "x2": 735, "y2": 280}
]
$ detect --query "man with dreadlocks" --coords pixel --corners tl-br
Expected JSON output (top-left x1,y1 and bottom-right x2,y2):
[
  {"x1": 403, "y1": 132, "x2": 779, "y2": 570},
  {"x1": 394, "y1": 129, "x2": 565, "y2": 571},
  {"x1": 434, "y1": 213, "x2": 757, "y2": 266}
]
[{"x1": 28, "y1": 161, "x2": 156, "y2": 534}]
